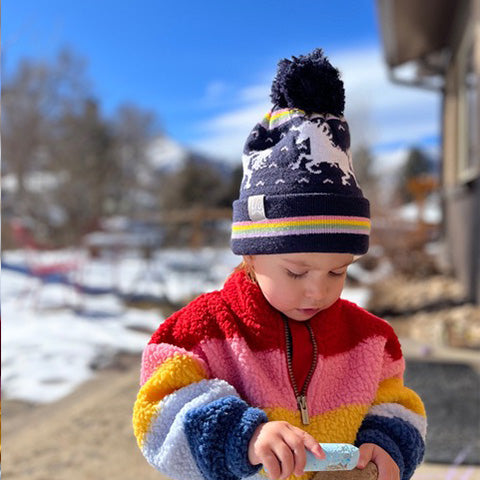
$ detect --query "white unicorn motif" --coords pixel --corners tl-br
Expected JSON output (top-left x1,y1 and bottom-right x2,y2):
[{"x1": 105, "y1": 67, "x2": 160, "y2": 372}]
[
  {"x1": 289, "y1": 117, "x2": 357, "y2": 186},
  {"x1": 241, "y1": 148, "x2": 273, "y2": 189}
]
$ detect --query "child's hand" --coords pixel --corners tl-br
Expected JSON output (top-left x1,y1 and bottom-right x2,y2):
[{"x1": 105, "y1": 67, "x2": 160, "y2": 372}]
[
  {"x1": 248, "y1": 421, "x2": 325, "y2": 479},
  {"x1": 357, "y1": 443, "x2": 400, "y2": 480}
]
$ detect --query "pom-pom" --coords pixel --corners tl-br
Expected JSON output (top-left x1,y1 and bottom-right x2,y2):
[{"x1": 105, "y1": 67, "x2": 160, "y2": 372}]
[{"x1": 270, "y1": 48, "x2": 345, "y2": 115}]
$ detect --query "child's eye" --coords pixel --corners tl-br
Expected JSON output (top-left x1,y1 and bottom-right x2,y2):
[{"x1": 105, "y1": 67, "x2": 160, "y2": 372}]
[
  {"x1": 329, "y1": 270, "x2": 346, "y2": 277},
  {"x1": 286, "y1": 269, "x2": 307, "y2": 279}
]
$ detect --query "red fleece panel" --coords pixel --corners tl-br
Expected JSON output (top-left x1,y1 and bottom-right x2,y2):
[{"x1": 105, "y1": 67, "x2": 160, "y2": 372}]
[{"x1": 149, "y1": 271, "x2": 402, "y2": 362}]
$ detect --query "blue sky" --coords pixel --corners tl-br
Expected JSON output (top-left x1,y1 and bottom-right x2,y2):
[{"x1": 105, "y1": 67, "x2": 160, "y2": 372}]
[{"x1": 3, "y1": 0, "x2": 440, "y2": 162}]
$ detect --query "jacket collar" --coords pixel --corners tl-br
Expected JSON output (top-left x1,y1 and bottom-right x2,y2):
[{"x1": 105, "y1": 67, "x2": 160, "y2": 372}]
[
  {"x1": 220, "y1": 269, "x2": 343, "y2": 333},
  {"x1": 220, "y1": 269, "x2": 282, "y2": 329}
]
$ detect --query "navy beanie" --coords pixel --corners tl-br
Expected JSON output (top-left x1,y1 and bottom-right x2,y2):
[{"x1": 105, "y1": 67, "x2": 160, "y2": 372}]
[{"x1": 231, "y1": 48, "x2": 370, "y2": 256}]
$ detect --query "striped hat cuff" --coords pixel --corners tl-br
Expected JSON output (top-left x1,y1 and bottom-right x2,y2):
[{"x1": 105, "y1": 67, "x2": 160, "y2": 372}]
[{"x1": 231, "y1": 193, "x2": 370, "y2": 255}]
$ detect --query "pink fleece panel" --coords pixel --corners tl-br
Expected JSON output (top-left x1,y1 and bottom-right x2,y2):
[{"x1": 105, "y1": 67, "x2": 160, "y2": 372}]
[
  {"x1": 307, "y1": 336, "x2": 390, "y2": 415},
  {"x1": 140, "y1": 343, "x2": 210, "y2": 386},
  {"x1": 198, "y1": 336, "x2": 298, "y2": 410},
  {"x1": 380, "y1": 354, "x2": 405, "y2": 382}
]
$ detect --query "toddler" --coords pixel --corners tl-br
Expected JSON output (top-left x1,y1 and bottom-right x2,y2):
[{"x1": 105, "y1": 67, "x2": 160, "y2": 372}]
[{"x1": 133, "y1": 49, "x2": 426, "y2": 480}]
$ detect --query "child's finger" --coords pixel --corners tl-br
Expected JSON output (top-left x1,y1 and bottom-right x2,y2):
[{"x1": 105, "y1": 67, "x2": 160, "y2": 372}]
[
  {"x1": 281, "y1": 429, "x2": 308, "y2": 476},
  {"x1": 286, "y1": 425, "x2": 325, "y2": 460},
  {"x1": 262, "y1": 450, "x2": 282, "y2": 480},
  {"x1": 301, "y1": 431, "x2": 325, "y2": 460},
  {"x1": 272, "y1": 442, "x2": 295, "y2": 479}
]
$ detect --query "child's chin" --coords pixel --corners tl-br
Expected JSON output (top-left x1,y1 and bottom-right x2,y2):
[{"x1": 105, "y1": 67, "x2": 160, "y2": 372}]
[{"x1": 290, "y1": 308, "x2": 321, "y2": 320}]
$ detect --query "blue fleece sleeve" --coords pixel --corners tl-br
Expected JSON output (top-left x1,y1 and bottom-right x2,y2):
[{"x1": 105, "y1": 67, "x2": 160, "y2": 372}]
[
  {"x1": 355, "y1": 415, "x2": 425, "y2": 480},
  {"x1": 184, "y1": 396, "x2": 268, "y2": 480}
]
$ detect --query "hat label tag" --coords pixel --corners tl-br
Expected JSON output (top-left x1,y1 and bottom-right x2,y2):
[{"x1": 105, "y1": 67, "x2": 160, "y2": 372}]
[{"x1": 248, "y1": 195, "x2": 267, "y2": 221}]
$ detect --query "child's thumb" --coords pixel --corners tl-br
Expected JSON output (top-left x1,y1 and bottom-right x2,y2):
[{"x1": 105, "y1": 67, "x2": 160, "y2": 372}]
[{"x1": 357, "y1": 443, "x2": 375, "y2": 469}]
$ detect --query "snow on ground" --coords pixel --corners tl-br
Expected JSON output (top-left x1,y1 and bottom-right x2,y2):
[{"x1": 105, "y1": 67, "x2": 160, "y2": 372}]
[
  {"x1": 1, "y1": 268, "x2": 161, "y2": 404},
  {"x1": 1, "y1": 247, "x2": 370, "y2": 404}
]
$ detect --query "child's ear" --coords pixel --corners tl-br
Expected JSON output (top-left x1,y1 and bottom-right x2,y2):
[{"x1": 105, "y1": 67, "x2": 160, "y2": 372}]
[
  {"x1": 243, "y1": 255, "x2": 257, "y2": 269},
  {"x1": 243, "y1": 255, "x2": 253, "y2": 264},
  {"x1": 242, "y1": 255, "x2": 257, "y2": 283}
]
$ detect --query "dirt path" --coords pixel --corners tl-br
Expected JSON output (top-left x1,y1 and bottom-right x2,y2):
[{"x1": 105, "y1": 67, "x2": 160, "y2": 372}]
[{"x1": 2, "y1": 354, "x2": 167, "y2": 480}]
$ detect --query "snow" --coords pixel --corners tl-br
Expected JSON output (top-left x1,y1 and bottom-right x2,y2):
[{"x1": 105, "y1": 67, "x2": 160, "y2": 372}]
[
  {"x1": 1, "y1": 247, "x2": 370, "y2": 405},
  {"x1": 398, "y1": 194, "x2": 442, "y2": 224},
  {"x1": 341, "y1": 287, "x2": 370, "y2": 308},
  {"x1": 1, "y1": 268, "x2": 160, "y2": 404},
  {"x1": 1, "y1": 171, "x2": 67, "y2": 194}
]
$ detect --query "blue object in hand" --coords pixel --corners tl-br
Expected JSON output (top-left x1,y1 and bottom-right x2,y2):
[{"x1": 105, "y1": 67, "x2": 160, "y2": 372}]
[{"x1": 304, "y1": 443, "x2": 360, "y2": 471}]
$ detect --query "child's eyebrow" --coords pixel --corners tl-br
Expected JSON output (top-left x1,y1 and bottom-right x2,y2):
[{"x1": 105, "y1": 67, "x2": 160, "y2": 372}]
[
  {"x1": 282, "y1": 259, "x2": 353, "y2": 269},
  {"x1": 333, "y1": 261, "x2": 353, "y2": 269},
  {"x1": 282, "y1": 258, "x2": 310, "y2": 267}
]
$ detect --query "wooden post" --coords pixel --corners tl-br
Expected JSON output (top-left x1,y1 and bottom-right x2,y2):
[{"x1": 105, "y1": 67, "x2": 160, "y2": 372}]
[{"x1": 312, "y1": 462, "x2": 378, "y2": 480}]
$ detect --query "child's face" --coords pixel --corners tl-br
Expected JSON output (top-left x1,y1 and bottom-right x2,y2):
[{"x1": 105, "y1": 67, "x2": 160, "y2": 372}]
[{"x1": 247, "y1": 252, "x2": 353, "y2": 321}]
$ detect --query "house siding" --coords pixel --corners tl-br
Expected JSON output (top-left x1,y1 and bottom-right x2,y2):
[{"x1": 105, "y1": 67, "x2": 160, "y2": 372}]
[{"x1": 442, "y1": 0, "x2": 480, "y2": 302}]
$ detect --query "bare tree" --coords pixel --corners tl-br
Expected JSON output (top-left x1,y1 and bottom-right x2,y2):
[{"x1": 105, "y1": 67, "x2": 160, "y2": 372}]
[
  {"x1": 109, "y1": 103, "x2": 157, "y2": 216},
  {"x1": 47, "y1": 98, "x2": 117, "y2": 240},
  {"x1": 2, "y1": 49, "x2": 91, "y2": 217},
  {"x1": 160, "y1": 156, "x2": 229, "y2": 211},
  {"x1": 2, "y1": 49, "x2": 160, "y2": 245},
  {"x1": 352, "y1": 144, "x2": 378, "y2": 200}
]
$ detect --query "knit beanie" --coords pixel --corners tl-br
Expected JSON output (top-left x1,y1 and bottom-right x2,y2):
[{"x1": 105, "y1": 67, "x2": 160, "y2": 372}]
[{"x1": 231, "y1": 48, "x2": 370, "y2": 256}]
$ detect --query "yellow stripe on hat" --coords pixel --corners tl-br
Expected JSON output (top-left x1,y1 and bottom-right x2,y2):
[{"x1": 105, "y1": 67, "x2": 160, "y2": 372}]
[
  {"x1": 232, "y1": 218, "x2": 371, "y2": 231},
  {"x1": 263, "y1": 108, "x2": 305, "y2": 126}
]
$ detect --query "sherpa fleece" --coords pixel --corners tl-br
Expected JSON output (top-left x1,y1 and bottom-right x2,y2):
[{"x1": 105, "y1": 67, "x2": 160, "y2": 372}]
[{"x1": 133, "y1": 270, "x2": 426, "y2": 480}]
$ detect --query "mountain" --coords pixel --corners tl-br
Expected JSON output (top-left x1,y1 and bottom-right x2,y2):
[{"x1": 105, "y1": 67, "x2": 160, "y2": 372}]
[
  {"x1": 146, "y1": 135, "x2": 190, "y2": 173},
  {"x1": 146, "y1": 134, "x2": 236, "y2": 178}
]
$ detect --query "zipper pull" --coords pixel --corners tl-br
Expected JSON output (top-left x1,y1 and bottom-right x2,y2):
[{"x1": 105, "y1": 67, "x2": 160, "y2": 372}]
[{"x1": 297, "y1": 395, "x2": 310, "y2": 425}]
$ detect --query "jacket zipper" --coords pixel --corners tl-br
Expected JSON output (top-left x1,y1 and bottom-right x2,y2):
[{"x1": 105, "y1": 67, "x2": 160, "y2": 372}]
[{"x1": 282, "y1": 316, "x2": 318, "y2": 425}]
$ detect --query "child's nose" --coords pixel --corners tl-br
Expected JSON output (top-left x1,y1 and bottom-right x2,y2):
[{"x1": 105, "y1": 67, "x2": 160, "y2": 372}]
[{"x1": 305, "y1": 281, "x2": 328, "y2": 300}]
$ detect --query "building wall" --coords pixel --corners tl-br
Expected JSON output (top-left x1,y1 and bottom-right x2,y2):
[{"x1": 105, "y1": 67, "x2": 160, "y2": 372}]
[
  {"x1": 442, "y1": 0, "x2": 480, "y2": 302},
  {"x1": 444, "y1": 186, "x2": 476, "y2": 293}
]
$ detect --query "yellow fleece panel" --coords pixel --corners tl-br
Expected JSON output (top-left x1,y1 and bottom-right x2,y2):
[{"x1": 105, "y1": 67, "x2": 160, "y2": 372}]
[
  {"x1": 263, "y1": 403, "x2": 369, "y2": 444},
  {"x1": 133, "y1": 354, "x2": 208, "y2": 447},
  {"x1": 373, "y1": 378, "x2": 426, "y2": 416}
]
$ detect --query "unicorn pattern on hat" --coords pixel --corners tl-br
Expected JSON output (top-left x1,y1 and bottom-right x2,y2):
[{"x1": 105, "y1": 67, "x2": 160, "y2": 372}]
[
  {"x1": 240, "y1": 114, "x2": 361, "y2": 195},
  {"x1": 289, "y1": 115, "x2": 357, "y2": 186},
  {"x1": 241, "y1": 147, "x2": 274, "y2": 190}
]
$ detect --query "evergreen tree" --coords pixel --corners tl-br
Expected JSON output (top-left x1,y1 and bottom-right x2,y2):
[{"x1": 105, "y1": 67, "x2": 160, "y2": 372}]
[{"x1": 399, "y1": 147, "x2": 433, "y2": 203}]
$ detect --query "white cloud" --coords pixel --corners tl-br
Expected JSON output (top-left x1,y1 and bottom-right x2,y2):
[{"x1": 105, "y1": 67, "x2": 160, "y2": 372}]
[
  {"x1": 190, "y1": 44, "x2": 441, "y2": 161},
  {"x1": 334, "y1": 45, "x2": 440, "y2": 149},
  {"x1": 190, "y1": 92, "x2": 271, "y2": 161},
  {"x1": 204, "y1": 80, "x2": 229, "y2": 100},
  {"x1": 238, "y1": 84, "x2": 270, "y2": 103}
]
